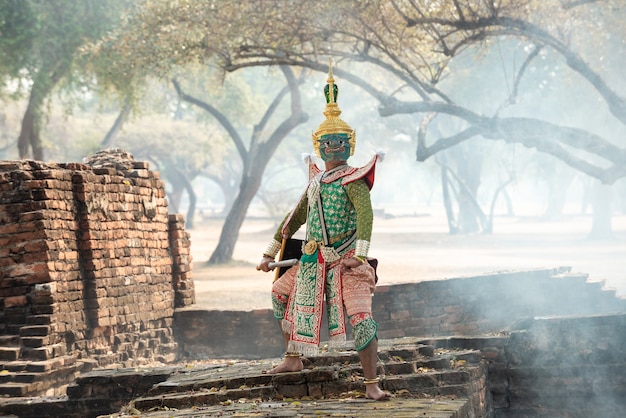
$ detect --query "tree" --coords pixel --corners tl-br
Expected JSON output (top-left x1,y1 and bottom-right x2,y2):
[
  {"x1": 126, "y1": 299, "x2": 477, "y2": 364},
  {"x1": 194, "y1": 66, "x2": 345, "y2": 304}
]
[
  {"x1": 0, "y1": 0, "x2": 131, "y2": 160},
  {"x1": 171, "y1": 66, "x2": 308, "y2": 264},
  {"x1": 197, "y1": 0, "x2": 626, "y2": 235},
  {"x1": 88, "y1": 1, "x2": 311, "y2": 262},
  {"x1": 112, "y1": 113, "x2": 227, "y2": 229},
  {"x1": 90, "y1": 1, "x2": 626, "y2": 241}
]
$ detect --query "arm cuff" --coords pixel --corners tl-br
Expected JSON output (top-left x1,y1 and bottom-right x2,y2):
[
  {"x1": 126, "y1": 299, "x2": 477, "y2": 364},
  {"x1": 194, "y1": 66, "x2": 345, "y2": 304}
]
[
  {"x1": 355, "y1": 239, "x2": 370, "y2": 258},
  {"x1": 263, "y1": 239, "x2": 282, "y2": 258}
]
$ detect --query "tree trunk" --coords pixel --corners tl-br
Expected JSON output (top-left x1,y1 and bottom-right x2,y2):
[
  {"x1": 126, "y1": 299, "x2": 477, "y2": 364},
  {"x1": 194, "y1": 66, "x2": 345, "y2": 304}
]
[
  {"x1": 101, "y1": 103, "x2": 131, "y2": 147},
  {"x1": 17, "y1": 96, "x2": 44, "y2": 160},
  {"x1": 440, "y1": 164, "x2": 458, "y2": 234},
  {"x1": 17, "y1": 71, "x2": 62, "y2": 160},
  {"x1": 588, "y1": 181, "x2": 614, "y2": 240},
  {"x1": 542, "y1": 172, "x2": 572, "y2": 220},
  {"x1": 17, "y1": 104, "x2": 36, "y2": 159},
  {"x1": 177, "y1": 170, "x2": 197, "y2": 229},
  {"x1": 457, "y1": 192, "x2": 482, "y2": 233},
  {"x1": 450, "y1": 144, "x2": 484, "y2": 234},
  {"x1": 208, "y1": 173, "x2": 261, "y2": 264}
]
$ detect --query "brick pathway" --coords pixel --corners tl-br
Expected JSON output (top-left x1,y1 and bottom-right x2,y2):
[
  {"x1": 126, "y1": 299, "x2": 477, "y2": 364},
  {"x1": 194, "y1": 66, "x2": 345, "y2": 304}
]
[
  {"x1": 126, "y1": 396, "x2": 471, "y2": 417},
  {"x1": 0, "y1": 337, "x2": 488, "y2": 417}
]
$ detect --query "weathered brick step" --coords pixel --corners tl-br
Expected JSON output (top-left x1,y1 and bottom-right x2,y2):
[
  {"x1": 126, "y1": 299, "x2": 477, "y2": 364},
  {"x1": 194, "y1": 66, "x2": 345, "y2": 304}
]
[
  {"x1": 0, "y1": 397, "x2": 114, "y2": 418},
  {"x1": 0, "y1": 346, "x2": 21, "y2": 362},
  {"x1": 141, "y1": 357, "x2": 466, "y2": 395},
  {"x1": 132, "y1": 365, "x2": 483, "y2": 413},
  {"x1": 0, "y1": 362, "x2": 80, "y2": 384},
  {"x1": 0, "y1": 382, "x2": 31, "y2": 397},
  {"x1": 148, "y1": 370, "x2": 274, "y2": 396},
  {"x1": 65, "y1": 366, "x2": 176, "y2": 401},
  {"x1": 0, "y1": 335, "x2": 19, "y2": 347},
  {"x1": 143, "y1": 349, "x2": 481, "y2": 398},
  {"x1": 307, "y1": 343, "x2": 436, "y2": 367},
  {"x1": 384, "y1": 368, "x2": 483, "y2": 395},
  {"x1": 130, "y1": 397, "x2": 472, "y2": 418},
  {"x1": 1, "y1": 355, "x2": 79, "y2": 373},
  {"x1": 20, "y1": 343, "x2": 66, "y2": 361},
  {"x1": 0, "y1": 357, "x2": 90, "y2": 397},
  {"x1": 133, "y1": 385, "x2": 276, "y2": 411},
  {"x1": 554, "y1": 272, "x2": 626, "y2": 305}
]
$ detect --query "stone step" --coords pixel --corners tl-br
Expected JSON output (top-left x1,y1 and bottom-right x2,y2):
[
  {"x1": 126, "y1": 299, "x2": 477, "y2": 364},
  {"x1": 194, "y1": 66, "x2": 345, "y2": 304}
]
[
  {"x1": 20, "y1": 343, "x2": 66, "y2": 361},
  {"x1": 138, "y1": 348, "x2": 481, "y2": 398},
  {"x1": 132, "y1": 397, "x2": 473, "y2": 418},
  {"x1": 0, "y1": 335, "x2": 19, "y2": 347},
  {"x1": 133, "y1": 384, "x2": 276, "y2": 411},
  {"x1": 0, "y1": 357, "x2": 88, "y2": 397},
  {"x1": 0, "y1": 355, "x2": 78, "y2": 375},
  {"x1": 552, "y1": 273, "x2": 626, "y2": 306},
  {"x1": 0, "y1": 340, "x2": 486, "y2": 418},
  {"x1": 0, "y1": 382, "x2": 31, "y2": 397},
  {"x1": 0, "y1": 346, "x2": 20, "y2": 362},
  {"x1": 383, "y1": 368, "x2": 483, "y2": 395},
  {"x1": 65, "y1": 365, "x2": 176, "y2": 401},
  {"x1": 131, "y1": 363, "x2": 483, "y2": 413}
]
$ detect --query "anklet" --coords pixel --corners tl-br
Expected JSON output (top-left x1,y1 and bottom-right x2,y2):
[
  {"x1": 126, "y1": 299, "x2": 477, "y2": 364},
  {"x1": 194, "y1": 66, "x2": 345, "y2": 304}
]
[
  {"x1": 284, "y1": 352, "x2": 302, "y2": 358},
  {"x1": 363, "y1": 377, "x2": 380, "y2": 384}
]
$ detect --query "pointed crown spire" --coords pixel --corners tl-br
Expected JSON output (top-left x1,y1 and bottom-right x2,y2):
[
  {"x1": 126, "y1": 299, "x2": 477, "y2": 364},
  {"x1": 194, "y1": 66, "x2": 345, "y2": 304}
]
[{"x1": 311, "y1": 58, "x2": 356, "y2": 157}]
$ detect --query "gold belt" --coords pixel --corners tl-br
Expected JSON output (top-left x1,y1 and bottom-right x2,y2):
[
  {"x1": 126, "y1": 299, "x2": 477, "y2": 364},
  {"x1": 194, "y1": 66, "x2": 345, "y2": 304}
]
[
  {"x1": 303, "y1": 230, "x2": 356, "y2": 255},
  {"x1": 329, "y1": 230, "x2": 356, "y2": 245}
]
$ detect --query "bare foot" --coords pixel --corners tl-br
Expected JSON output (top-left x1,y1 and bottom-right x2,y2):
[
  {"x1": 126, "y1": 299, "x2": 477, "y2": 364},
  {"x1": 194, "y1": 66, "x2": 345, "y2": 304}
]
[
  {"x1": 263, "y1": 357, "x2": 304, "y2": 374},
  {"x1": 365, "y1": 384, "x2": 393, "y2": 401}
]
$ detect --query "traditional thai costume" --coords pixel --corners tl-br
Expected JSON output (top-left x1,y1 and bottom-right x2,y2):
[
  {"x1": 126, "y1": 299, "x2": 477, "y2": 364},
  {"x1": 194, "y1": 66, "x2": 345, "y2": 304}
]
[{"x1": 263, "y1": 60, "x2": 382, "y2": 356}]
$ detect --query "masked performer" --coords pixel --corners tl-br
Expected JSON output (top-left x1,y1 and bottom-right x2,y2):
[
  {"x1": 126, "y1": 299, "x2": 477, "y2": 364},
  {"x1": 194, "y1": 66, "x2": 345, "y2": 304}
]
[{"x1": 257, "y1": 61, "x2": 389, "y2": 401}]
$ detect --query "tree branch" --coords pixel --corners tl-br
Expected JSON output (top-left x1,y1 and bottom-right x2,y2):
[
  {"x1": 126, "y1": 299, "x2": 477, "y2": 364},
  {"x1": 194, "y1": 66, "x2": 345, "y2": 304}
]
[
  {"x1": 418, "y1": 114, "x2": 626, "y2": 184},
  {"x1": 253, "y1": 65, "x2": 308, "y2": 166},
  {"x1": 171, "y1": 77, "x2": 248, "y2": 161},
  {"x1": 495, "y1": 44, "x2": 543, "y2": 115}
]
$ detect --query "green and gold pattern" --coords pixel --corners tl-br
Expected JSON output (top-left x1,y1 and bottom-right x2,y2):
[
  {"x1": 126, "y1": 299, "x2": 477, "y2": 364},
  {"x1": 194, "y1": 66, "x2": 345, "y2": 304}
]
[
  {"x1": 352, "y1": 316, "x2": 378, "y2": 351},
  {"x1": 270, "y1": 156, "x2": 380, "y2": 355}
]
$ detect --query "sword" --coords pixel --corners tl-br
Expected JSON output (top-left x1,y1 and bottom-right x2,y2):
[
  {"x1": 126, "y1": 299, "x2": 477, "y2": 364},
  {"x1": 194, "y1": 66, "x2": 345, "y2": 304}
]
[
  {"x1": 269, "y1": 258, "x2": 299, "y2": 270},
  {"x1": 256, "y1": 238, "x2": 301, "y2": 282}
]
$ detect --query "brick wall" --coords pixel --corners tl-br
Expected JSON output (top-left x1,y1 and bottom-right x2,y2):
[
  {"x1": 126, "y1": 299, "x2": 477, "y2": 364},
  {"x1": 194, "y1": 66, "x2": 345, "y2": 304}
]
[
  {"x1": 173, "y1": 268, "x2": 626, "y2": 418},
  {"x1": 499, "y1": 313, "x2": 626, "y2": 417},
  {"x1": 415, "y1": 313, "x2": 626, "y2": 418},
  {"x1": 0, "y1": 160, "x2": 194, "y2": 395},
  {"x1": 175, "y1": 267, "x2": 626, "y2": 359}
]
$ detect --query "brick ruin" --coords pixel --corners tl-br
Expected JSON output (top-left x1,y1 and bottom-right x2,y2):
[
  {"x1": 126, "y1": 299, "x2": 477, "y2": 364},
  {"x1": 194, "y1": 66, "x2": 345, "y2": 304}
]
[
  {"x1": 0, "y1": 158, "x2": 195, "y2": 396},
  {"x1": 1, "y1": 157, "x2": 625, "y2": 417},
  {"x1": 174, "y1": 268, "x2": 626, "y2": 418}
]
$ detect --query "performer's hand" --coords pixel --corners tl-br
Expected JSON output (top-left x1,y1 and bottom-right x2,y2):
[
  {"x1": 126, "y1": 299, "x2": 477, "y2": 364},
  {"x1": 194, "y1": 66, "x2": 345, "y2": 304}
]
[
  {"x1": 342, "y1": 257, "x2": 364, "y2": 270},
  {"x1": 256, "y1": 256, "x2": 275, "y2": 272}
]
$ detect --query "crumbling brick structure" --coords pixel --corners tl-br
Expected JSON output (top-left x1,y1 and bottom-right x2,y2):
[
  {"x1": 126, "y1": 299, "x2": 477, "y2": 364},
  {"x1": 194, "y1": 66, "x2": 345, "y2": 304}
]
[{"x1": 0, "y1": 158, "x2": 195, "y2": 396}]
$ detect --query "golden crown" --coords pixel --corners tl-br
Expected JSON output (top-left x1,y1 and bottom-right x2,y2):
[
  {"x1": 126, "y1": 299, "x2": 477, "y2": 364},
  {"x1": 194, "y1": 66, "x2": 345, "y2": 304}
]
[{"x1": 311, "y1": 59, "x2": 356, "y2": 157}]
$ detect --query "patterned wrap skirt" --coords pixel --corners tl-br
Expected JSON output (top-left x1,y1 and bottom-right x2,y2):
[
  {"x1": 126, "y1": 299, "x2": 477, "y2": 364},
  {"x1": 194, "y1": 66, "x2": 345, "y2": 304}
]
[{"x1": 272, "y1": 246, "x2": 378, "y2": 356}]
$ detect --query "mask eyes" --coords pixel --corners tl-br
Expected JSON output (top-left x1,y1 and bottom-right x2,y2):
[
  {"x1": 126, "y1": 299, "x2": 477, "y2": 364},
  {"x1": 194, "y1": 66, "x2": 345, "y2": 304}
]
[{"x1": 322, "y1": 139, "x2": 345, "y2": 147}]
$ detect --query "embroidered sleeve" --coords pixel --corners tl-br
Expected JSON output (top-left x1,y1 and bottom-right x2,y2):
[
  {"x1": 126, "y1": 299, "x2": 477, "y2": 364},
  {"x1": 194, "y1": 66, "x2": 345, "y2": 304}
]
[
  {"x1": 345, "y1": 179, "x2": 373, "y2": 257},
  {"x1": 272, "y1": 191, "x2": 309, "y2": 242}
]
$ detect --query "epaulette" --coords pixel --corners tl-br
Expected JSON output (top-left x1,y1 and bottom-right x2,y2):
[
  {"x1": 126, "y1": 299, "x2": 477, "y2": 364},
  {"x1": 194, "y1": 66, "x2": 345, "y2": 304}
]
[
  {"x1": 341, "y1": 152, "x2": 385, "y2": 190},
  {"x1": 303, "y1": 153, "x2": 322, "y2": 181}
]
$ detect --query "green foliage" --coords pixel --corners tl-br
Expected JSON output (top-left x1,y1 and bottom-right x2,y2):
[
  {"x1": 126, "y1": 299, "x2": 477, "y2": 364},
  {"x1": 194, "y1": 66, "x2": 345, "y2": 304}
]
[
  {"x1": 1, "y1": 0, "x2": 131, "y2": 95},
  {"x1": 116, "y1": 115, "x2": 228, "y2": 173},
  {"x1": 0, "y1": 0, "x2": 36, "y2": 84}
]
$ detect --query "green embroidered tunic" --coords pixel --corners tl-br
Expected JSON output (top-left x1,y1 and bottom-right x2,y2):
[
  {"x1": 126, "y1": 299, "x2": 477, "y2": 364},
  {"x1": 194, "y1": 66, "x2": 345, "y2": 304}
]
[{"x1": 270, "y1": 162, "x2": 378, "y2": 354}]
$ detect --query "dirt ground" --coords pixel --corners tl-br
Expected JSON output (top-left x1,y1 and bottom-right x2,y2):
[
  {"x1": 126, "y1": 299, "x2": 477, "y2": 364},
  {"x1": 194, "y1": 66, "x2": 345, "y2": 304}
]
[{"x1": 189, "y1": 213, "x2": 626, "y2": 310}]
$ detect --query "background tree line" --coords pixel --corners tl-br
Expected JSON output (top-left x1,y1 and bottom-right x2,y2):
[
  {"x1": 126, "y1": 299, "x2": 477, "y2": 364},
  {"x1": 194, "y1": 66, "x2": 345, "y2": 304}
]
[{"x1": 1, "y1": 0, "x2": 625, "y2": 264}]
